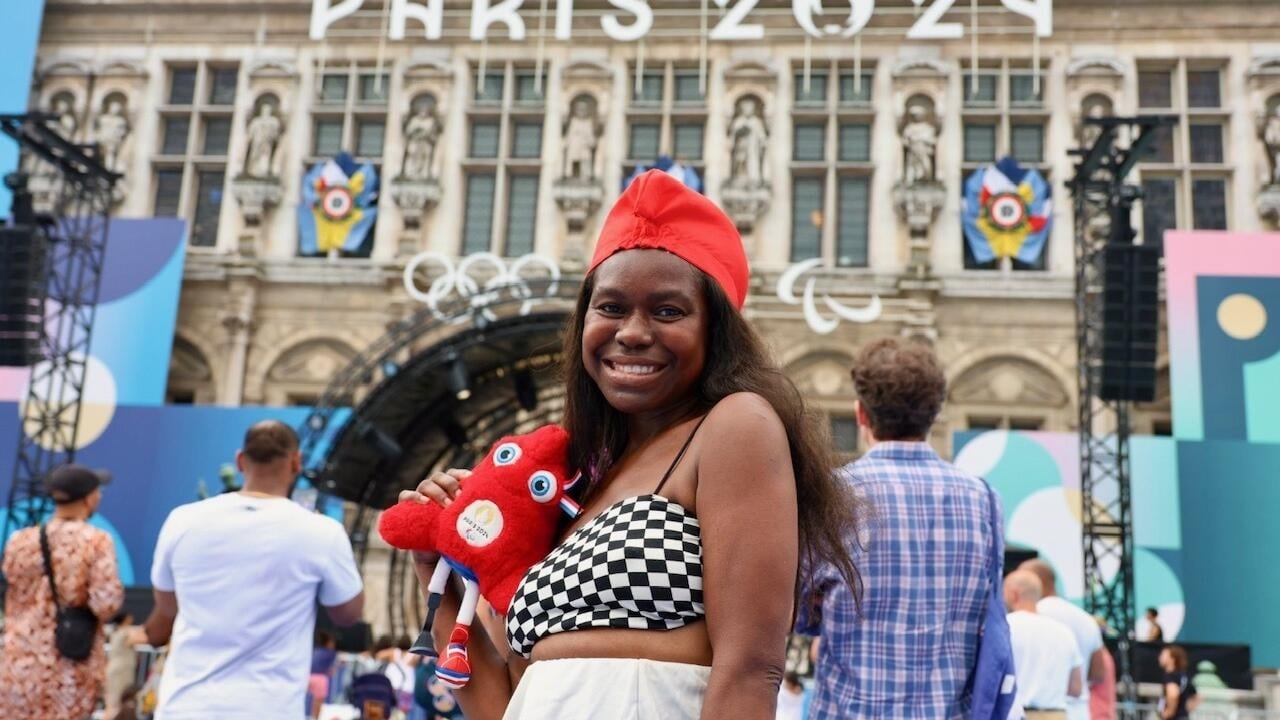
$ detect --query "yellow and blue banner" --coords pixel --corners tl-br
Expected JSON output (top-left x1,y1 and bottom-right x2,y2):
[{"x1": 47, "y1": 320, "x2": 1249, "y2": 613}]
[
  {"x1": 298, "y1": 152, "x2": 379, "y2": 255},
  {"x1": 962, "y1": 156, "x2": 1052, "y2": 265}
]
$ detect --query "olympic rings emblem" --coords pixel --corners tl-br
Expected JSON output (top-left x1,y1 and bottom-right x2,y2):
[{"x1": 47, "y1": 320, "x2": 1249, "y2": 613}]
[{"x1": 402, "y1": 252, "x2": 562, "y2": 322}]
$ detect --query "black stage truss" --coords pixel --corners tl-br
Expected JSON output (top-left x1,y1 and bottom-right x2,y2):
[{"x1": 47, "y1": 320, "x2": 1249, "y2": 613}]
[
  {"x1": 298, "y1": 276, "x2": 581, "y2": 637},
  {"x1": 1, "y1": 114, "x2": 118, "y2": 540},
  {"x1": 1068, "y1": 114, "x2": 1176, "y2": 713}
]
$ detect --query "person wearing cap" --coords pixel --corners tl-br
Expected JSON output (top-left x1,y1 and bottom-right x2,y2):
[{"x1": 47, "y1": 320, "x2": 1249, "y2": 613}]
[
  {"x1": 0, "y1": 464, "x2": 123, "y2": 720},
  {"x1": 401, "y1": 169, "x2": 864, "y2": 719}
]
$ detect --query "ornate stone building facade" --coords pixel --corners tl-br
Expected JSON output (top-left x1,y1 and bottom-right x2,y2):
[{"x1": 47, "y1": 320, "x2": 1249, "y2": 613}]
[{"x1": 29, "y1": 2, "x2": 1280, "y2": 456}]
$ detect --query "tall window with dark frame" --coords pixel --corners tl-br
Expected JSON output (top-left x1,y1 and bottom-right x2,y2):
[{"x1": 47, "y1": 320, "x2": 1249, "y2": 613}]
[
  {"x1": 1138, "y1": 62, "x2": 1230, "y2": 246},
  {"x1": 154, "y1": 64, "x2": 237, "y2": 248},
  {"x1": 960, "y1": 61, "x2": 1050, "y2": 271},
  {"x1": 789, "y1": 62, "x2": 874, "y2": 268},
  {"x1": 305, "y1": 63, "x2": 389, "y2": 258},
  {"x1": 462, "y1": 65, "x2": 546, "y2": 257},
  {"x1": 624, "y1": 63, "x2": 708, "y2": 180}
]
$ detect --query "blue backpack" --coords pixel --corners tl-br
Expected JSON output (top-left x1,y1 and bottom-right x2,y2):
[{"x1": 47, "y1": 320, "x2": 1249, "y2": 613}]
[{"x1": 969, "y1": 481, "x2": 1018, "y2": 720}]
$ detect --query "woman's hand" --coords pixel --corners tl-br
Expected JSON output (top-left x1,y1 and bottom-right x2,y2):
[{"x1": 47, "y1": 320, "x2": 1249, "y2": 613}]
[
  {"x1": 398, "y1": 469, "x2": 471, "y2": 566},
  {"x1": 398, "y1": 468, "x2": 471, "y2": 507}
]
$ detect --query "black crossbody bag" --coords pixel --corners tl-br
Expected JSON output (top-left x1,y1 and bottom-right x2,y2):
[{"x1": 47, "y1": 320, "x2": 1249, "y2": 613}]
[{"x1": 39, "y1": 523, "x2": 99, "y2": 661}]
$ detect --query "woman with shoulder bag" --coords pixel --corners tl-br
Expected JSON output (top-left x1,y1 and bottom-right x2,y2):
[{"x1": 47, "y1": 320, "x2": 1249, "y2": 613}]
[{"x1": 0, "y1": 464, "x2": 124, "y2": 719}]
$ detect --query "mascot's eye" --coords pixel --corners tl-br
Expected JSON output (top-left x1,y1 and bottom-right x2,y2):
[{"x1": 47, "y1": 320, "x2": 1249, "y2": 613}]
[
  {"x1": 493, "y1": 442, "x2": 522, "y2": 466},
  {"x1": 528, "y1": 471, "x2": 557, "y2": 504}
]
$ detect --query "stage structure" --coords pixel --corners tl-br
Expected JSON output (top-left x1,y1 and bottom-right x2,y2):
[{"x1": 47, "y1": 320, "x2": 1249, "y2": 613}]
[
  {"x1": 298, "y1": 270, "x2": 580, "y2": 637},
  {"x1": 1068, "y1": 114, "x2": 1176, "y2": 713},
  {"x1": 1, "y1": 114, "x2": 118, "y2": 538}
]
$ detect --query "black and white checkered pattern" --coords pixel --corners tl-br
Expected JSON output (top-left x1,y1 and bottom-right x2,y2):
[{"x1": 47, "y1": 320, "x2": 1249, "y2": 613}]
[{"x1": 506, "y1": 494, "x2": 704, "y2": 658}]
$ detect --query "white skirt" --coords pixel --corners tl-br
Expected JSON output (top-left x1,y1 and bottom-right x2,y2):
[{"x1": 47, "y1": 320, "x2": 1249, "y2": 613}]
[{"x1": 503, "y1": 658, "x2": 712, "y2": 720}]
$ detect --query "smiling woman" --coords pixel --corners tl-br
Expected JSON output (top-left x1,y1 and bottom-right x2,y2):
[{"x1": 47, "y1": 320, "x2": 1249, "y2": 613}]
[{"x1": 401, "y1": 169, "x2": 864, "y2": 720}]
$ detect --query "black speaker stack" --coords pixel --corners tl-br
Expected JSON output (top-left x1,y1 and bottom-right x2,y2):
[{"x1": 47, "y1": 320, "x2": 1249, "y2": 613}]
[
  {"x1": 0, "y1": 223, "x2": 48, "y2": 367},
  {"x1": 1099, "y1": 242, "x2": 1161, "y2": 402}
]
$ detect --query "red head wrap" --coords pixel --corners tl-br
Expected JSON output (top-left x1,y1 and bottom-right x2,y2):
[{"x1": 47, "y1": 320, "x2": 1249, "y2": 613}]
[{"x1": 588, "y1": 169, "x2": 750, "y2": 309}]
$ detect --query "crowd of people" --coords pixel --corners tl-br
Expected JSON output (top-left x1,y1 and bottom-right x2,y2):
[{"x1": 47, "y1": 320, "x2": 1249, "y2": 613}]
[{"x1": 0, "y1": 170, "x2": 1204, "y2": 719}]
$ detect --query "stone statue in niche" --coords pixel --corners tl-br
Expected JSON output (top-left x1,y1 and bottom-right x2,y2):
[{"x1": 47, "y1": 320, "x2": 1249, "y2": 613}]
[
  {"x1": 1259, "y1": 96, "x2": 1280, "y2": 228},
  {"x1": 401, "y1": 93, "x2": 442, "y2": 181},
  {"x1": 561, "y1": 94, "x2": 601, "y2": 180},
  {"x1": 389, "y1": 93, "x2": 445, "y2": 232},
  {"x1": 243, "y1": 96, "x2": 283, "y2": 179},
  {"x1": 26, "y1": 91, "x2": 79, "y2": 211},
  {"x1": 1264, "y1": 99, "x2": 1280, "y2": 186},
  {"x1": 93, "y1": 93, "x2": 130, "y2": 175},
  {"x1": 892, "y1": 95, "x2": 946, "y2": 276},
  {"x1": 49, "y1": 92, "x2": 78, "y2": 140},
  {"x1": 900, "y1": 102, "x2": 938, "y2": 186},
  {"x1": 727, "y1": 94, "x2": 769, "y2": 187},
  {"x1": 1079, "y1": 94, "x2": 1114, "y2": 149},
  {"x1": 231, "y1": 94, "x2": 286, "y2": 230}
]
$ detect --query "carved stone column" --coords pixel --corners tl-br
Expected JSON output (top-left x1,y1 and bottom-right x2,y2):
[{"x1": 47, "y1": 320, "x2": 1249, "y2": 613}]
[{"x1": 218, "y1": 288, "x2": 256, "y2": 406}]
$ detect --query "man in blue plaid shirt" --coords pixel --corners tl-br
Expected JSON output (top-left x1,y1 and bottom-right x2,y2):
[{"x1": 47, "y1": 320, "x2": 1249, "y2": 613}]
[{"x1": 797, "y1": 338, "x2": 1002, "y2": 719}]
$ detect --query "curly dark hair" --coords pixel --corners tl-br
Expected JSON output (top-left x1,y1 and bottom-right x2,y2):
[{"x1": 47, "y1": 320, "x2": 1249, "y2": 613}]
[
  {"x1": 850, "y1": 337, "x2": 947, "y2": 440},
  {"x1": 561, "y1": 270, "x2": 864, "y2": 608}
]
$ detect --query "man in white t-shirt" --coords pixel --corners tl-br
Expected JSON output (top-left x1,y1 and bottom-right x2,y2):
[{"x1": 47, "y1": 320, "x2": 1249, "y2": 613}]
[
  {"x1": 1004, "y1": 570, "x2": 1083, "y2": 720},
  {"x1": 137, "y1": 421, "x2": 364, "y2": 720},
  {"x1": 1020, "y1": 559, "x2": 1107, "y2": 720}
]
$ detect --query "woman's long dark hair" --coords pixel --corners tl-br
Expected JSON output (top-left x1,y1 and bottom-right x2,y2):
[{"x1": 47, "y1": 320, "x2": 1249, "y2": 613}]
[{"x1": 561, "y1": 269, "x2": 863, "y2": 607}]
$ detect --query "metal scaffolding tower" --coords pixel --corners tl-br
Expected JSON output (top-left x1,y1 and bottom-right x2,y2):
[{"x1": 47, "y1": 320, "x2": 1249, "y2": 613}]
[
  {"x1": 1068, "y1": 114, "x2": 1176, "y2": 713},
  {"x1": 1, "y1": 114, "x2": 119, "y2": 539}
]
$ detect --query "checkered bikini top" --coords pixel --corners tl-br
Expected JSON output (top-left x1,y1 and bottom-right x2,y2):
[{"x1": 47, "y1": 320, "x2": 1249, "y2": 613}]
[{"x1": 505, "y1": 418, "x2": 708, "y2": 658}]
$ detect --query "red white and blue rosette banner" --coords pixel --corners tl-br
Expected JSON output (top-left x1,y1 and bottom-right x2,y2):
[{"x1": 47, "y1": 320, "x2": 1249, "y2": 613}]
[{"x1": 962, "y1": 156, "x2": 1052, "y2": 265}]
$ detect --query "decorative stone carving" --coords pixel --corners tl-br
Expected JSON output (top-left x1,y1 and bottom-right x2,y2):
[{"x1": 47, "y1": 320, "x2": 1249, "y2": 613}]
[
  {"x1": 401, "y1": 93, "x2": 442, "y2": 182},
  {"x1": 1262, "y1": 97, "x2": 1280, "y2": 186},
  {"x1": 230, "y1": 177, "x2": 284, "y2": 228},
  {"x1": 892, "y1": 95, "x2": 945, "y2": 277},
  {"x1": 728, "y1": 95, "x2": 768, "y2": 187},
  {"x1": 49, "y1": 92, "x2": 78, "y2": 141},
  {"x1": 266, "y1": 339, "x2": 357, "y2": 384},
  {"x1": 948, "y1": 357, "x2": 1070, "y2": 409},
  {"x1": 552, "y1": 176, "x2": 604, "y2": 235},
  {"x1": 389, "y1": 178, "x2": 443, "y2": 230},
  {"x1": 1259, "y1": 94, "x2": 1280, "y2": 227},
  {"x1": 93, "y1": 93, "x2": 129, "y2": 174},
  {"x1": 244, "y1": 95, "x2": 283, "y2": 179},
  {"x1": 1259, "y1": 185, "x2": 1280, "y2": 228},
  {"x1": 561, "y1": 93, "x2": 601, "y2": 181},
  {"x1": 1065, "y1": 57, "x2": 1128, "y2": 79},
  {"x1": 1078, "y1": 93, "x2": 1115, "y2": 150},
  {"x1": 391, "y1": 93, "x2": 444, "y2": 229},
  {"x1": 232, "y1": 94, "x2": 285, "y2": 227},
  {"x1": 721, "y1": 94, "x2": 771, "y2": 232},
  {"x1": 27, "y1": 91, "x2": 80, "y2": 211},
  {"x1": 901, "y1": 101, "x2": 938, "y2": 186},
  {"x1": 553, "y1": 92, "x2": 605, "y2": 243},
  {"x1": 788, "y1": 354, "x2": 857, "y2": 398}
]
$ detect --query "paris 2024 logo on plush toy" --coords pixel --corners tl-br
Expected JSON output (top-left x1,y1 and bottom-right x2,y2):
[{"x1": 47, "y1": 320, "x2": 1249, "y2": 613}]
[{"x1": 378, "y1": 424, "x2": 581, "y2": 688}]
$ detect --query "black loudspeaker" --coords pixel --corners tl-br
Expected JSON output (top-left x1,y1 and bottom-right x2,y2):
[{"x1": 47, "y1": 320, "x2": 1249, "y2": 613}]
[
  {"x1": 0, "y1": 224, "x2": 48, "y2": 367},
  {"x1": 1100, "y1": 244, "x2": 1161, "y2": 402}
]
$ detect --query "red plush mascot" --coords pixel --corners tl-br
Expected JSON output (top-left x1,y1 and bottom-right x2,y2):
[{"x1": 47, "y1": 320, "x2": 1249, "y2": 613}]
[{"x1": 377, "y1": 424, "x2": 581, "y2": 688}]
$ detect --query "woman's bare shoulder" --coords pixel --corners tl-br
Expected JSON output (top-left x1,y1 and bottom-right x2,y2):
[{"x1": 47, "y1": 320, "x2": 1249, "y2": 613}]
[{"x1": 704, "y1": 392, "x2": 785, "y2": 436}]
